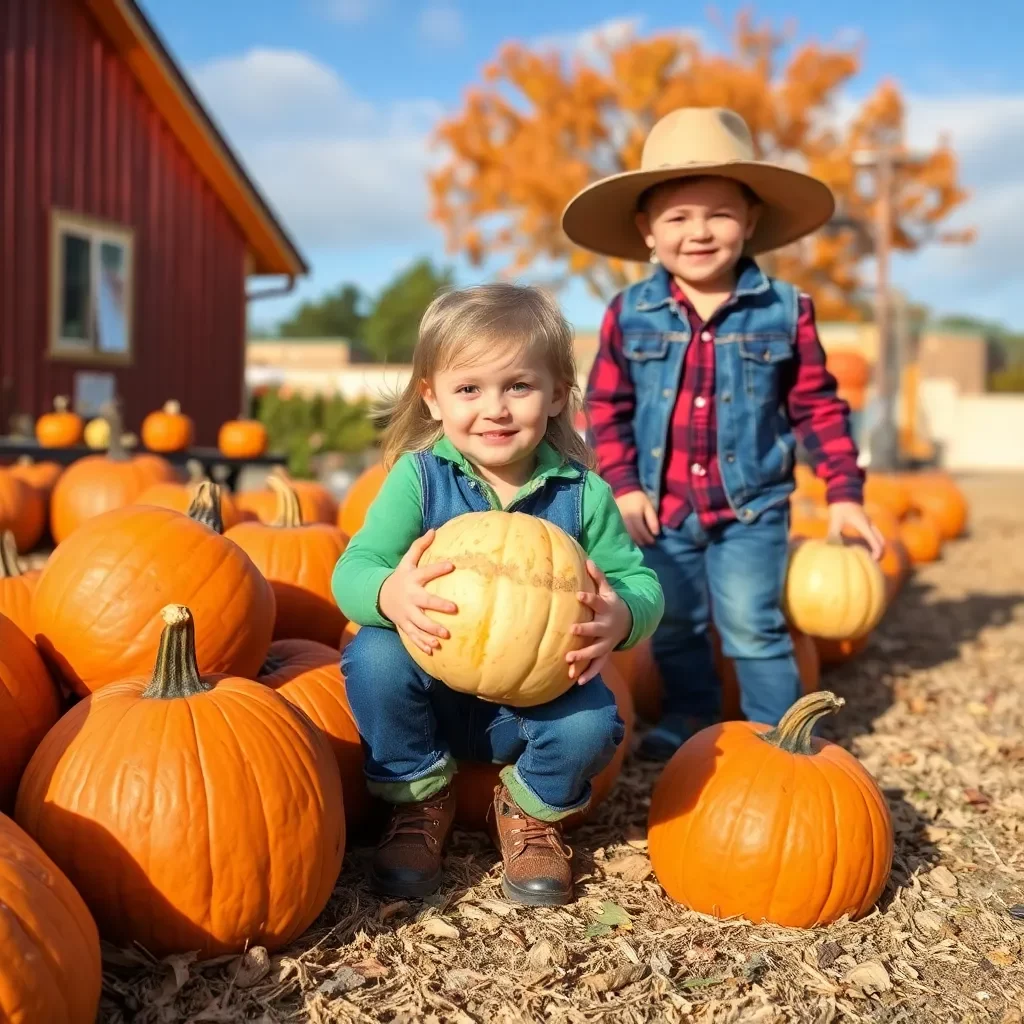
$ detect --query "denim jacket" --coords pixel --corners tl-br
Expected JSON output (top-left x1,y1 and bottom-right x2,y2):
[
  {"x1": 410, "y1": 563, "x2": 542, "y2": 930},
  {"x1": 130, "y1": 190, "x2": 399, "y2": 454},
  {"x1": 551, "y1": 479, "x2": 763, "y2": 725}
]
[{"x1": 616, "y1": 259, "x2": 799, "y2": 523}]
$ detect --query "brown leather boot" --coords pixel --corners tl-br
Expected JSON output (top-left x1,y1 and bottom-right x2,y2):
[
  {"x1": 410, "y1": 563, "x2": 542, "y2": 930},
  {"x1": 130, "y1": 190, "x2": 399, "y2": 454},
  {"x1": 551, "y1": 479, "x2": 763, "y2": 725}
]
[
  {"x1": 490, "y1": 785, "x2": 575, "y2": 906},
  {"x1": 370, "y1": 787, "x2": 456, "y2": 898}
]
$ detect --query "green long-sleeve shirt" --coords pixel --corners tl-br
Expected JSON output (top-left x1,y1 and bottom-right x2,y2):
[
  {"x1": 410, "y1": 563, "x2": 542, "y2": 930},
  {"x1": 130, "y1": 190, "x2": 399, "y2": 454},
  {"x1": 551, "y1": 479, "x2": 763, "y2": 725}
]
[{"x1": 332, "y1": 438, "x2": 664, "y2": 649}]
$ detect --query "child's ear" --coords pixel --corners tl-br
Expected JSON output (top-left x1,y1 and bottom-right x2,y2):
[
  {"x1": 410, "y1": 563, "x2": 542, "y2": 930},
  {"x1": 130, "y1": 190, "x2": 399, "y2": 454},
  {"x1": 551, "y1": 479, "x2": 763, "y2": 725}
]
[
  {"x1": 548, "y1": 380, "x2": 569, "y2": 418},
  {"x1": 419, "y1": 380, "x2": 443, "y2": 422},
  {"x1": 744, "y1": 202, "x2": 762, "y2": 241},
  {"x1": 634, "y1": 211, "x2": 655, "y2": 251}
]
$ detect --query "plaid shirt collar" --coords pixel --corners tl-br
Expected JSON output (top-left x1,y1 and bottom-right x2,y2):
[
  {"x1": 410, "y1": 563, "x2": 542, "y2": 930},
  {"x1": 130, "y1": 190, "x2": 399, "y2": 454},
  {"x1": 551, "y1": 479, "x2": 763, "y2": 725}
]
[{"x1": 634, "y1": 257, "x2": 771, "y2": 314}]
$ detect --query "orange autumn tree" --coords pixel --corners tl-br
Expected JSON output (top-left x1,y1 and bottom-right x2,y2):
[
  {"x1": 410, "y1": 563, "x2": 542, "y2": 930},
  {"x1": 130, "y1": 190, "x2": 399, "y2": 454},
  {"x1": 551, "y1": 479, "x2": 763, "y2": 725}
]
[{"x1": 429, "y1": 13, "x2": 972, "y2": 320}]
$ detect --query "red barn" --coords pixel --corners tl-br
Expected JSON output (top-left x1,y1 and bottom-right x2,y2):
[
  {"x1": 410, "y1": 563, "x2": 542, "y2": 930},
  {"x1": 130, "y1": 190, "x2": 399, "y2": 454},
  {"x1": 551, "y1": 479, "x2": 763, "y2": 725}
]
[{"x1": 0, "y1": 0, "x2": 307, "y2": 443}]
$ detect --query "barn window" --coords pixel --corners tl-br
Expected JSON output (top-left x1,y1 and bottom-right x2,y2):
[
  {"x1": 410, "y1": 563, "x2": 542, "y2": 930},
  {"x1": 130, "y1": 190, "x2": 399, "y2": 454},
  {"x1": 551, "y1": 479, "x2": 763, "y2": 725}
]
[{"x1": 50, "y1": 211, "x2": 134, "y2": 363}]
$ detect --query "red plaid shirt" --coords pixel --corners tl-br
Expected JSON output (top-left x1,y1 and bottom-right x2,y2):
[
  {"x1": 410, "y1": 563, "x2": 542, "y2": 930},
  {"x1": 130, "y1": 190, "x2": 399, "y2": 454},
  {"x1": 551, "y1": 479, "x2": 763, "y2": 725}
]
[{"x1": 586, "y1": 277, "x2": 863, "y2": 530}]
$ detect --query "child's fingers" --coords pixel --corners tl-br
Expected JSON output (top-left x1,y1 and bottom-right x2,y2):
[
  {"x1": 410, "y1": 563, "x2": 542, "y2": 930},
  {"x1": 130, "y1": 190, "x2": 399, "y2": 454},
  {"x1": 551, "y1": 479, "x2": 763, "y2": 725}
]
[
  {"x1": 418, "y1": 591, "x2": 458, "y2": 615},
  {"x1": 576, "y1": 653, "x2": 609, "y2": 685},
  {"x1": 409, "y1": 610, "x2": 449, "y2": 639},
  {"x1": 571, "y1": 619, "x2": 606, "y2": 637},
  {"x1": 399, "y1": 623, "x2": 440, "y2": 654},
  {"x1": 575, "y1": 590, "x2": 608, "y2": 611},
  {"x1": 584, "y1": 559, "x2": 609, "y2": 589},
  {"x1": 416, "y1": 560, "x2": 455, "y2": 585},
  {"x1": 567, "y1": 639, "x2": 612, "y2": 664},
  {"x1": 642, "y1": 500, "x2": 661, "y2": 538},
  {"x1": 625, "y1": 515, "x2": 654, "y2": 546}
]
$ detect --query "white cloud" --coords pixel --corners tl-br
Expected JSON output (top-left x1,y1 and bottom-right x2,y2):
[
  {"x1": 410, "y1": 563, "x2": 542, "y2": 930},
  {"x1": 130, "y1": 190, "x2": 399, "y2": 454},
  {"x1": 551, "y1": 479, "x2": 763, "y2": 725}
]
[
  {"x1": 419, "y1": 3, "x2": 466, "y2": 47},
  {"x1": 189, "y1": 49, "x2": 443, "y2": 250}
]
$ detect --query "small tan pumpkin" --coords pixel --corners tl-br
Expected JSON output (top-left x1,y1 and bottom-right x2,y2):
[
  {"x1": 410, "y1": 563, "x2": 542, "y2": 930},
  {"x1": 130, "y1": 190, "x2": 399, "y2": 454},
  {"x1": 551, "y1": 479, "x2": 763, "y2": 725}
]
[
  {"x1": 782, "y1": 537, "x2": 886, "y2": 640},
  {"x1": 402, "y1": 511, "x2": 595, "y2": 707}
]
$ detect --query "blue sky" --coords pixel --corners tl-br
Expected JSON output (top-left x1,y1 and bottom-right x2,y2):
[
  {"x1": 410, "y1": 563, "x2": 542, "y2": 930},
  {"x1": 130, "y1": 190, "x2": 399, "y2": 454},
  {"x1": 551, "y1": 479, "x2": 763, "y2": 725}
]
[{"x1": 144, "y1": 0, "x2": 1024, "y2": 331}]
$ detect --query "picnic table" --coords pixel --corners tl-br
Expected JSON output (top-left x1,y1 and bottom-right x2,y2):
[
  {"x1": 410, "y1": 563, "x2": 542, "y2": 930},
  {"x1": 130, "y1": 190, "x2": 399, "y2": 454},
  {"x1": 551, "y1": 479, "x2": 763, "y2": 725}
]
[{"x1": 0, "y1": 439, "x2": 288, "y2": 492}]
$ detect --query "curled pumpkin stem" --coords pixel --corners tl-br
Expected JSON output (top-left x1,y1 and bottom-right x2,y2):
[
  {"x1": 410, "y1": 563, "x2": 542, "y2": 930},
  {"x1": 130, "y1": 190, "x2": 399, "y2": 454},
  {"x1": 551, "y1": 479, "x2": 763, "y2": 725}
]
[
  {"x1": 186, "y1": 481, "x2": 225, "y2": 534},
  {"x1": 142, "y1": 605, "x2": 211, "y2": 700},
  {"x1": 761, "y1": 691, "x2": 844, "y2": 755},
  {"x1": 268, "y1": 474, "x2": 304, "y2": 528},
  {"x1": 0, "y1": 530, "x2": 23, "y2": 578}
]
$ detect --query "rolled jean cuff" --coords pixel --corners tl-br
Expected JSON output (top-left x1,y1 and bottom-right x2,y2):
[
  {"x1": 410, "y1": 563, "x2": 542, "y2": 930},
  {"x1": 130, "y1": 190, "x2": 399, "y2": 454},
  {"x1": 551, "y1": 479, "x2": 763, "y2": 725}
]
[
  {"x1": 366, "y1": 754, "x2": 455, "y2": 805},
  {"x1": 499, "y1": 765, "x2": 590, "y2": 823}
]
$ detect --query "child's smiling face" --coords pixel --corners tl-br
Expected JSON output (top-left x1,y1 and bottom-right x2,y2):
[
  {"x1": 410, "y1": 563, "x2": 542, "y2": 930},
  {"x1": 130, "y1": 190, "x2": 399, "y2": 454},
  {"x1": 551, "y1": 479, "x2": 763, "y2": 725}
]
[
  {"x1": 420, "y1": 348, "x2": 567, "y2": 483},
  {"x1": 636, "y1": 176, "x2": 761, "y2": 289}
]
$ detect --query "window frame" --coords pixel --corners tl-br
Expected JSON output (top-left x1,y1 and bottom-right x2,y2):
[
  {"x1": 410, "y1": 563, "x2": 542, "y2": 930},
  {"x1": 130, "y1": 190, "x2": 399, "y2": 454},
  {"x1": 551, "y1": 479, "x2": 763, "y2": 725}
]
[{"x1": 49, "y1": 209, "x2": 135, "y2": 366}]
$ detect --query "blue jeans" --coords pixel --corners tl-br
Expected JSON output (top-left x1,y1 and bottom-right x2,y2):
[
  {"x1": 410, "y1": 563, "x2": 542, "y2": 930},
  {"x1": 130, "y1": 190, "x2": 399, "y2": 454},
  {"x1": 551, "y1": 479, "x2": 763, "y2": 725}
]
[
  {"x1": 341, "y1": 626, "x2": 625, "y2": 821},
  {"x1": 642, "y1": 505, "x2": 799, "y2": 726}
]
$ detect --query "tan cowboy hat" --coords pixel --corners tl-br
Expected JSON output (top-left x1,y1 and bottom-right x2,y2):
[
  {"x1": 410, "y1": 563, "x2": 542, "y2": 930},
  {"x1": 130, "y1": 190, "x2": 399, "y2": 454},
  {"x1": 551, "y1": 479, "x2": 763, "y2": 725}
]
[{"x1": 561, "y1": 106, "x2": 835, "y2": 262}]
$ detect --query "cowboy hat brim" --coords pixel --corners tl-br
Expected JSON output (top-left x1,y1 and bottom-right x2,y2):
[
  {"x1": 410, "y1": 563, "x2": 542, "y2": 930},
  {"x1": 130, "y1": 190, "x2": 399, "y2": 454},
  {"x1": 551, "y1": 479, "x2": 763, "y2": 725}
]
[{"x1": 561, "y1": 160, "x2": 836, "y2": 262}]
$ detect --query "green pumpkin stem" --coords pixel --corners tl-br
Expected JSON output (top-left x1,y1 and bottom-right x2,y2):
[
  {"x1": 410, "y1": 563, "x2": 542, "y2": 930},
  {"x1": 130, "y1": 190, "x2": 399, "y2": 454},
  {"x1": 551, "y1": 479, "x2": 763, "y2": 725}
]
[
  {"x1": 186, "y1": 481, "x2": 225, "y2": 533},
  {"x1": 268, "y1": 474, "x2": 303, "y2": 528},
  {"x1": 142, "y1": 605, "x2": 211, "y2": 699},
  {"x1": 761, "y1": 691, "x2": 844, "y2": 755},
  {"x1": 0, "y1": 531, "x2": 22, "y2": 578}
]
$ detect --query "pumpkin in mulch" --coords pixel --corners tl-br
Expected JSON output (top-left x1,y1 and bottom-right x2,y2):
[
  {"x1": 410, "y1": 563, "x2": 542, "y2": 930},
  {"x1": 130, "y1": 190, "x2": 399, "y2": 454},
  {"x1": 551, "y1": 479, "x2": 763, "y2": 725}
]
[
  {"x1": 648, "y1": 691, "x2": 894, "y2": 928},
  {"x1": 236, "y1": 468, "x2": 339, "y2": 525},
  {"x1": 136, "y1": 459, "x2": 242, "y2": 530},
  {"x1": 815, "y1": 633, "x2": 870, "y2": 670},
  {"x1": 218, "y1": 417, "x2": 268, "y2": 459},
  {"x1": 905, "y1": 471, "x2": 968, "y2": 540},
  {"x1": 258, "y1": 637, "x2": 372, "y2": 830},
  {"x1": 337, "y1": 462, "x2": 387, "y2": 538},
  {"x1": 0, "y1": 470, "x2": 45, "y2": 553},
  {"x1": 783, "y1": 536, "x2": 886, "y2": 640},
  {"x1": 9, "y1": 456, "x2": 62, "y2": 503},
  {"x1": 611, "y1": 639, "x2": 661, "y2": 722},
  {"x1": 863, "y1": 473, "x2": 912, "y2": 520},
  {"x1": 226, "y1": 476, "x2": 348, "y2": 647},
  {"x1": 0, "y1": 531, "x2": 39, "y2": 639},
  {"x1": 452, "y1": 662, "x2": 635, "y2": 832},
  {"x1": 34, "y1": 396, "x2": 83, "y2": 448},
  {"x1": 0, "y1": 611, "x2": 60, "y2": 811},
  {"x1": 710, "y1": 624, "x2": 820, "y2": 722},
  {"x1": 15, "y1": 604, "x2": 344, "y2": 960},
  {"x1": 141, "y1": 399, "x2": 194, "y2": 453},
  {"x1": 32, "y1": 483, "x2": 275, "y2": 696},
  {"x1": 49, "y1": 406, "x2": 178, "y2": 543},
  {"x1": 0, "y1": 811, "x2": 102, "y2": 1024},
  {"x1": 899, "y1": 512, "x2": 943, "y2": 565}
]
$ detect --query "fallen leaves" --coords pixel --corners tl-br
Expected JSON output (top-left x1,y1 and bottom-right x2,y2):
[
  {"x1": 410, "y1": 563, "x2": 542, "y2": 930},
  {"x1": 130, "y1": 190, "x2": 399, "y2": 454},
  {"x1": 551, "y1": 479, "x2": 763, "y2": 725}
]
[
  {"x1": 601, "y1": 854, "x2": 653, "y2": 882},
  {"x1": 585, "y1": 900, "x2": 632, "y2": 938},
  {"x1": 844, "y1": 960, "x2": 892, "y2": 997}
]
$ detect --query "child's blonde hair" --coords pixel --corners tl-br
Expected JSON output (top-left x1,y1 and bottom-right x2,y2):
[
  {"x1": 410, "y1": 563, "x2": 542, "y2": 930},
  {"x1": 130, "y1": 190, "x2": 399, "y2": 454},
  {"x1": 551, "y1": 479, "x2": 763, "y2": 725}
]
[{"x1": 379, "y1": 283, "x2": 594, "y2": 470}]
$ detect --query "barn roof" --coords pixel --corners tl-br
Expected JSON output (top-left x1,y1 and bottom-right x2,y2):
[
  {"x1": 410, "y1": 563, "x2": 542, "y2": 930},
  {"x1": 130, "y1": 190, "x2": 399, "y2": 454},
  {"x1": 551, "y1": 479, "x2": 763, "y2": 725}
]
[{"x1": 84, "y1": 0, "x2": 309, "y2": 278}]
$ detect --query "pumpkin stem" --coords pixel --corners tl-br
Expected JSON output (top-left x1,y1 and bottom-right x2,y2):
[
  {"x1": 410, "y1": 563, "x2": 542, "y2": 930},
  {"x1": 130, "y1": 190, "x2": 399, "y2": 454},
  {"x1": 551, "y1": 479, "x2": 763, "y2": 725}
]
[
  {"x1": 101, "y1": 402, "x2": 128, "y2": 462},
  {"x1": 54, "y1": 395, "x2": 69, "y2": 413},
  {"x1": 268, "y1": 473, "x2": 303, "y2": 527},
  {"x1": 0, "y1": 531, "x2": 23, "y2": 578},
  {"x1": 185, "y1": 458, "x2": 207, "y2": 485},
  {"x1": 186, "y1": 481, "x2": 225, "y2": 533},
  {"x1": 164, "y1": 399, "x2": 181, "y2": 415},
  {"x1": 761, "y1": 691, "x2": 845, "y2": 755},
  {"x1": 142, "y1": 605, "x2": 211, "y2": 699},
  {"x1": 260, "y1": 651, "x2": 286, "y2": 674}
]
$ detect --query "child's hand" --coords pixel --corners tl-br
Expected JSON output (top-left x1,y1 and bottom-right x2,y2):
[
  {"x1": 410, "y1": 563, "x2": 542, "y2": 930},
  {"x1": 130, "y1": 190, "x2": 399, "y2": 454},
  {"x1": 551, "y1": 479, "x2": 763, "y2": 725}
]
[
  {"x1": 567, "y1": 560, "x2": 633, "y2": 685},
  {"x1": 616, "y1": 490, "x2": 660, "y2": 546},
  {"x1": 379, "y1": 530, "x2": 458, "y2": 655},
  {"x1": 827, "y1": 501, "x2": 886, "y2": 561}
]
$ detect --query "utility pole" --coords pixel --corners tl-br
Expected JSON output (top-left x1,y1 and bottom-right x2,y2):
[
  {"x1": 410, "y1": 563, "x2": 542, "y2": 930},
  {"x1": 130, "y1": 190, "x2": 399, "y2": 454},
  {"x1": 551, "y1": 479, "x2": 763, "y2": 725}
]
[{"x1": 852, "y1": 144, "x2": 903, "y2": 471}]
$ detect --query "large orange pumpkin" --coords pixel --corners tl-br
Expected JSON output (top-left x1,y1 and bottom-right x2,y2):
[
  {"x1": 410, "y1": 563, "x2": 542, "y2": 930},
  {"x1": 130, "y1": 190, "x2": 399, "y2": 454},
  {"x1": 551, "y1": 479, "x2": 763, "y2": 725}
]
[
  {"x1": 226, "y1": 476, "x2": 348, "y2": 647},
  {"x1": 9, "y1": 456, "x2": 63, "y2": 502},
  {"x1": 0, "y1": 471, "x2": 45, "y2": 554},
  {"x1": 0, "y1": 612, "x2": 60, "y2": 811},
  {"x1": 0, "y1": 531, "x2": 38, "y2": 637},
  {"x1": 15, "y1": 605, "x2": 344, "y2": 960},
  {"x1": 0, "y1": 811, "x2": 102, "y2": 1023},
  {"x1": 452, "y1": 662, "x2": 635, "y2": 831},
  {"x1": 258, "y1": 638, "x2": 372, "y2": 830},
  {"x1": 141, "y1": 399, "x2": 194, "y2": 453},
  {"x1": 236, "y1": 468, "x2": 338, "y2": 525},
  {"x1": 402, "y1": 511, "x2": 596, "y2": 707},
  {"x1": 863, "y1": 474, "x2": 911, "y2": 520},
  {"x1": 783, "y1": 537, "x2": 886, "y2": 640},
  {"x1": 218, "y1": 417, "x2": 268, "y2": 459},
  {"x1": 49, "y1": 414, "x2": 178, "y2": 543},
  {"x1": 648, "y1": 691, "x2": 893, "y2": 927},
  {"x1": 899, "y1": 513, "x2": 943, "y2": 565},
  {"x1": 32, "y1": 491, "x2": 275, "y2": 696},
  {"x1": 34, "y1": 396, "x2": 84, "y2": 448},
  {"x1": 338, "y1": 462, "x2": 387, "y2": 538},
  {"x1": 136, "y1": 461, "x2": 242, "y2": 530},
  {"x1": 710, "y1": 624, "x2": 820, "y2": 722}
]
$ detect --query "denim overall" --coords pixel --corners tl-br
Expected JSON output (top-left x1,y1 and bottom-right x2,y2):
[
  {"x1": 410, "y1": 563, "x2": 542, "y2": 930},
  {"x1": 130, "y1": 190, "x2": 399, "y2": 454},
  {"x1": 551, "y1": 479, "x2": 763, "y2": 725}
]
[
  {"x1": 341, "y1": 450, "x2": 625, "y2": 820},
  {"x1": 615, "y1": 259, "x2": 802, "y2": 731}
]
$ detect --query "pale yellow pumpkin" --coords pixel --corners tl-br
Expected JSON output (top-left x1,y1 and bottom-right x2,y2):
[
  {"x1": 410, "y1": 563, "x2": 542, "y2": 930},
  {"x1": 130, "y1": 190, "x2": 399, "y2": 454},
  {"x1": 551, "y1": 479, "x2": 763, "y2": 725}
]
[
  {"x1": 782, "y1": 537, "x2": 886, "y2": 640},
  {"x1": 402, "y1": 511, "x2": 595, "y2": 706}
]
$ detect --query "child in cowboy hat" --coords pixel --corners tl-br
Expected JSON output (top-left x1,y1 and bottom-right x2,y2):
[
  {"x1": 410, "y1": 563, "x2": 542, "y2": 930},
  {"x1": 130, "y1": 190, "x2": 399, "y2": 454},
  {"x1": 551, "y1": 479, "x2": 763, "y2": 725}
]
[{"x1": 562, "y1": 106, "x2": 885, "y2": 758}]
